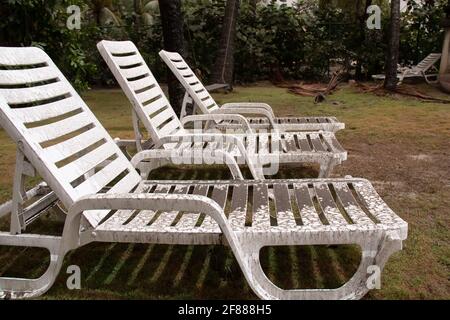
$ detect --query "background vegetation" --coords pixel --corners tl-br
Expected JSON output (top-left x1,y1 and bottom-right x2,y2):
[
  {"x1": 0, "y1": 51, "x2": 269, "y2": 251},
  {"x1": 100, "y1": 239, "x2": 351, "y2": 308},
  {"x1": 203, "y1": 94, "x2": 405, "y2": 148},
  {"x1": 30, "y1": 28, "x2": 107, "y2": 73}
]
[{"x1": 0, "y1": 0, "x2": 446, "y2": 89}]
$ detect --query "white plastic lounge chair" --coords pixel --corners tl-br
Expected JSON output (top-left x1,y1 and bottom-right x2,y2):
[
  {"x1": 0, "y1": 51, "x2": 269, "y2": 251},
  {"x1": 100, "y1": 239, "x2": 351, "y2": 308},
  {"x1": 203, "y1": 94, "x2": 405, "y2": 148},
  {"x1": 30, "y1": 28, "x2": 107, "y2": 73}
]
[
  {"x1": 158, "y1": 50, "x2": 345, "y2": 133},
  {"x1": 97, "y1": 41, "x2": 347, "y2": 178},
  {"x1": 372, "y1": 53, "x2": 441, "y2": 84},
  {"x1": 0, "y1": 46, "x2": 407, "y2": 300}
]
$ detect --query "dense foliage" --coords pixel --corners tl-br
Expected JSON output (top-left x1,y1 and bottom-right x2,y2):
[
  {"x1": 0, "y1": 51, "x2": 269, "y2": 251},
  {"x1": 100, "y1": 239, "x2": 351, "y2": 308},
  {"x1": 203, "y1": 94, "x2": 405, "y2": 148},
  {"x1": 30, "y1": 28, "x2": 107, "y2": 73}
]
[{"x1": 0, "y1": 0, "x2": 446, "y2": 89}]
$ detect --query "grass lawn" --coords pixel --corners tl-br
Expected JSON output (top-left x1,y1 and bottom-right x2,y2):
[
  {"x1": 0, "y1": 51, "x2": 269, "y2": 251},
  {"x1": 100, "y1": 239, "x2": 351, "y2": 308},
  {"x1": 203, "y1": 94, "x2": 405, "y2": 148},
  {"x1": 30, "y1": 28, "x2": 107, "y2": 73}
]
[{"x1": 0, "y1": 83, "x2": 449, "y2": 299}]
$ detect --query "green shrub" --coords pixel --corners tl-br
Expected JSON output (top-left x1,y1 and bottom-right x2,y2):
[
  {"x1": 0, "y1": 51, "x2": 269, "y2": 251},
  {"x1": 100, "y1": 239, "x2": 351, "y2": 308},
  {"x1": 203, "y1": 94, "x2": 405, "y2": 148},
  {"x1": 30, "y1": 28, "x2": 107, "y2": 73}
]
[{"x1": 0, "y1": 0, "x2": 445, "y2": 88}]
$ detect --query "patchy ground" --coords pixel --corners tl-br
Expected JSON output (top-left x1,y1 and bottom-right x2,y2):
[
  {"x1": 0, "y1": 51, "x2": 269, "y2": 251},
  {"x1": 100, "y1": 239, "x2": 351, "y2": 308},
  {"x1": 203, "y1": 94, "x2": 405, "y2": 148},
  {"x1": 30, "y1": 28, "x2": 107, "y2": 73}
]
[{"x1": 0, "y1": 84, "x2": 449, "y2": 299}]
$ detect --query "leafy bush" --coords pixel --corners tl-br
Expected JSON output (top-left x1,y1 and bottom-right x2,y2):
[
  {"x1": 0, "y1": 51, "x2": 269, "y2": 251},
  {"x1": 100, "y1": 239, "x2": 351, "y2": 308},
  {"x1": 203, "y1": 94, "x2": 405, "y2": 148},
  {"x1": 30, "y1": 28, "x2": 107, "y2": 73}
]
[
  {"x1": 400, "y1": 0, "x2": 446, "y2": 66},
  {"x1": 0, "y1": 0, "x2": 99, "y2": 91},
  {"x1": 0, "y1": 0, "x2": 445, "y2": 88}
]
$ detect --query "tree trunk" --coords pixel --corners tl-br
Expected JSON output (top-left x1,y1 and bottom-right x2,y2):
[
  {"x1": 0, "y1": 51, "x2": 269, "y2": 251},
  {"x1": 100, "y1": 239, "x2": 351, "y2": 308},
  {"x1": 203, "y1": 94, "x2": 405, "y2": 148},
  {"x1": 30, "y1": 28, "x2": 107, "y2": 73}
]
[
  {"x1": 134, "y1": 0, "x2": 143, "y2": 34},
  {"x1": 249, "y1": 0, "x2": 258, "y2": 14},
  {"x1": 158, "y1": 0, "x2": 186, "y2": 116},
  {"x1": 0, "y1": 3, "x2": 6, "y2": 45},
  {"x1": 355, "y1": 0, "x2": 372, "y2": 80},
  {"x1": 211, "y1": 0, "x2": 240, "y2": 90},
  {"x1": 384, "y1": 0, "x2": 401, "y2": 90}
]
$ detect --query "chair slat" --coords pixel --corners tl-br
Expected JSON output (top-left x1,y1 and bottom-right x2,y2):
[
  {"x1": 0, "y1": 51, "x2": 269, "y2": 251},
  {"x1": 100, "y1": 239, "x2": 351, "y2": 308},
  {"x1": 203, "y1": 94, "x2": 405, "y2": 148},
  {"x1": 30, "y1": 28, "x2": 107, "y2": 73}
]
[
  {"x1": 195, "y1": 90, "x2": 210, "y2": 101},
  {"x1": 178, "y1": 68, "x2": 194, "y2": 77},
  {"x1": 174, "y1": 185, "x2": 209, "y2": 229},
  {"x1": 158, "y1": 118, "x2": 182, "y2": 137},
  {"x1": 228, "y1": 184, "x2": 248, "y2": 229},
  {"x1": 164, "y1": 51, "x2": 183, "y2": 61},
  {"x1": 28, "y1": 112, "x2": 93, "y2": 143},
  {"x1": 0, "y1": 81, "x2": 70, "y2": 105},
  {"x1": 142, "y1": 97, "x2": 167, "y2": 116},
  {"x1": 309, "y1": 133, "x2": 326, "y2": 152},
  {"x1": 173, "y1": 61, "x2": 189, "y2": 69},
  {"x1": 333, "y1": 183, "x2": 374, "y2": 225},
  {"x1": 150, "y1": 107, "x2": 174, "y2": 128},
  {"x1": 104, "y1": 41, "x2": 137, "y2": 55},
  {"x1": 246, "y1": 135, "x2": 257, "y2": 155},
  {"x1": 128, "y1": 76, "x2": 154, "y2": 92},
  {"x1": 198, "y1": 184, "x2": 228, "y2": 232},
  {"x1": 296, "y1": 135, "x2": 312, "y2": 152},
  {"x1": 252, "y1": 183, "x2": 270, "y2": 228},
  {"x1": 0, "y1": 47, "x2": 49, "y2": 66},
  {"x1": 73, "y1": 157, "x2": 130, "y2": 197},
  {"x1": 293, "y1": 184, "x2": 322, "y2": 226},
  {"x1": 13, "y1": 96, "x2": 80, "y2": 123},
  {"x1": 0, "y1": 66, "x2": 57, "y2": 85},
  {"x1": 284, "y1": 133, "x2": 298, "y2": 152},
  {"x1": 259, "y1": 134, "x2": 269, "y2": 155},
  {"x1": 136, "y1": 86, "x2": 163, "y2": 104},
  {"x1": 351, "y1": 182, "x2": 397, "y2": 225},
  {"x1": 107, "y1": 171, "x2": 141, "y2": 195},
  {"x1": 323, "y1": 134, "x2": 345, "y2": 153},
  {"x1": 273, "y1": 184, "x2": 297, "y2": 228},
  {"x1": 146, "y1": 185, "x2": 189, "y2": 229},
  {"x1": 58, "y1": 142, "x2": 117, "y2": 183},
  {"x1": 113, "y1": 54, "x2": 142, "y2": 67},
  {"x1": 314, "y1": 183, "x2": 348, "y2": 226},
  {"x1": 44, "y1": 126, "x2": 105, "y2": 163},
  {"x1": 121, "y1": 65, "x2": 149, "y2": 80},
  {"x1": 101, "y1": 184, "x2": 165, "y2": 229}
]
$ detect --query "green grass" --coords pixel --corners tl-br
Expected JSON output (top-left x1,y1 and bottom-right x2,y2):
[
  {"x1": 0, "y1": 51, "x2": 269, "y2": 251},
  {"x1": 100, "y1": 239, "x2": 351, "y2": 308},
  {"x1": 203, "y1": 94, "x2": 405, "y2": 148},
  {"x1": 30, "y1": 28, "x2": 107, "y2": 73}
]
[{"x1": 0, "y1": 83, "x2": 449, "y2": 299}]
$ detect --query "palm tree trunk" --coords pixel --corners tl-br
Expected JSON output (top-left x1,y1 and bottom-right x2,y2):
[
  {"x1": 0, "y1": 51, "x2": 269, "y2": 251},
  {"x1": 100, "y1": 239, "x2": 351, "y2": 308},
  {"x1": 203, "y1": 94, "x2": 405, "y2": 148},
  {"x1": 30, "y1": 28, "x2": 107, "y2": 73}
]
[
  {"x1": 211, "y1": 0, "x2": 241, "y2": 90},
  {"x1": 158, "y1": 0, "x2": 186, "y2": 115},
  {"x1": 355, "y1": 0, "x2": 372, "y2": 80},
  {"x1": 134, "y1": 0, "x2": 143, "y2": 33},
  {"x1": 384, "y1": 0, "x2": 401, "y2": 90}
]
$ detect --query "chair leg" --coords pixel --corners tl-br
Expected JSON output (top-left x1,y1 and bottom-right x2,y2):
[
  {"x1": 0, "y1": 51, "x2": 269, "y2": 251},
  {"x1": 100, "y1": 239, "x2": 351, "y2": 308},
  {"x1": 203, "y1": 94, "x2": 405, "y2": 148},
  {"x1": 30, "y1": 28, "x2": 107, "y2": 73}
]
[
  {"x1": 237, "y1": 232, "x2": 403, "y2": 300},
  {"x1": 318, "y1": 158, "x2": 337, "y2": 178},
  {"x1": 0, "y1": 233, "x2": 66, "y2": 299},
  {"x1": 424, "y1": 74, "x2": 439, "y2": 84}
]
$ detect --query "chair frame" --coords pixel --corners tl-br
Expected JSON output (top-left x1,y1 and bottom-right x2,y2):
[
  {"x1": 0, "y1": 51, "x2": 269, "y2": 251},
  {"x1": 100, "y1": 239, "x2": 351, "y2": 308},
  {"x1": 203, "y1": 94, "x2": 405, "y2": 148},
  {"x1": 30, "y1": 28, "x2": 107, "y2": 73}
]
[
  {"x1": 159, "y1": 50, "x2": 345, "y2": 133},
  {"x1": 98, "y1": 41, "x2": 347, "y2": 179},
  {"x1": 372, "y1": 53, "x2": 441, "y2": 85},
  {"x1": 0, "y1": 46, "x2": 407, "y2": 300}
]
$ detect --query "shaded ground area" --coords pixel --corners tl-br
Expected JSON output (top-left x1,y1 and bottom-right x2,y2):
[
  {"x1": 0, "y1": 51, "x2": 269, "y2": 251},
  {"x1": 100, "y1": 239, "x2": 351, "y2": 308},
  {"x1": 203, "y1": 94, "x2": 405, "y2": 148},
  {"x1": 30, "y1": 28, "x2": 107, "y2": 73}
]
[{"x1": 0, "y1": 84, "x2": 449, "y2": 299}]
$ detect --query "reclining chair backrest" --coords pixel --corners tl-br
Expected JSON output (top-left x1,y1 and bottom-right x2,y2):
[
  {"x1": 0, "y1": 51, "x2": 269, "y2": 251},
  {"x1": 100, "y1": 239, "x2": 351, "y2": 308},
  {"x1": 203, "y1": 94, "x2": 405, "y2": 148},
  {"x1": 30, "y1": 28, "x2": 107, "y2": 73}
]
[
  {"x1": 415, "y1": 53, "x2": 441, "y2": 71},
  {"x1": 159, "y1": 49, "x2": 220, "y2": 115},
  {"x1": 97, "y1": 41, "x2": 185, "y2": 147},
  {"x1": 0, "y1": 47, "x2": 141, "y2": 226}
]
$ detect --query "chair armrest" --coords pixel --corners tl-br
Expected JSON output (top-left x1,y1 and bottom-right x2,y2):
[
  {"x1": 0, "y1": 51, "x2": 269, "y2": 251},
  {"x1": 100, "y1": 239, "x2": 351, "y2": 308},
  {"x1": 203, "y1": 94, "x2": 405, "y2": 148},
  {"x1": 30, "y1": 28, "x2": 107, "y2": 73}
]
[
  {"x1": 130, "y1": 149, "x2": 174, "y2": 168},
  {"x1": 63, "y1": 193, "x2": 227, "y2": 251},
  {"x1": 132, "y1": 139, "x2": 246, "y2": 180},
  {"x1": 221, "y1": 102, "x2": 276, "y2": 118},
  {"x1": 159, "y1": 133, "x2": 247, "y2": 156},
  {"x1": 159, "y1": 134, "x2": 263, "y2": 180},
  {"x1": 114, "y1": 138, "x2": 139, "y2": 148},
  {"x1": 213, "y1": 106, "x2": 278, "y2": 131},
  {"x1": 181, "y1": 114, "x2": 253, "y2": 133}
]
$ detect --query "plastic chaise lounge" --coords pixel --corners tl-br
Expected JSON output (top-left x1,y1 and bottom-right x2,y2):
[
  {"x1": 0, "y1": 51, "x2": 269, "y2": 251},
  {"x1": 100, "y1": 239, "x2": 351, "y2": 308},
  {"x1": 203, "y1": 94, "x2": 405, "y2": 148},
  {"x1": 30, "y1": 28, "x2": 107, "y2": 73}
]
[
  {"x1": 158, "y1": 49, "x2": 345, "y2": 133},
  {"x1": 0, "y1": 46, "x2": 408, "y2": 300},
  {"x1": 97, "y1": 40, "x2": 347, "y2": 179},
  {"x1": 372, "y1": 53, "x2": 441, "y2": 84}
]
